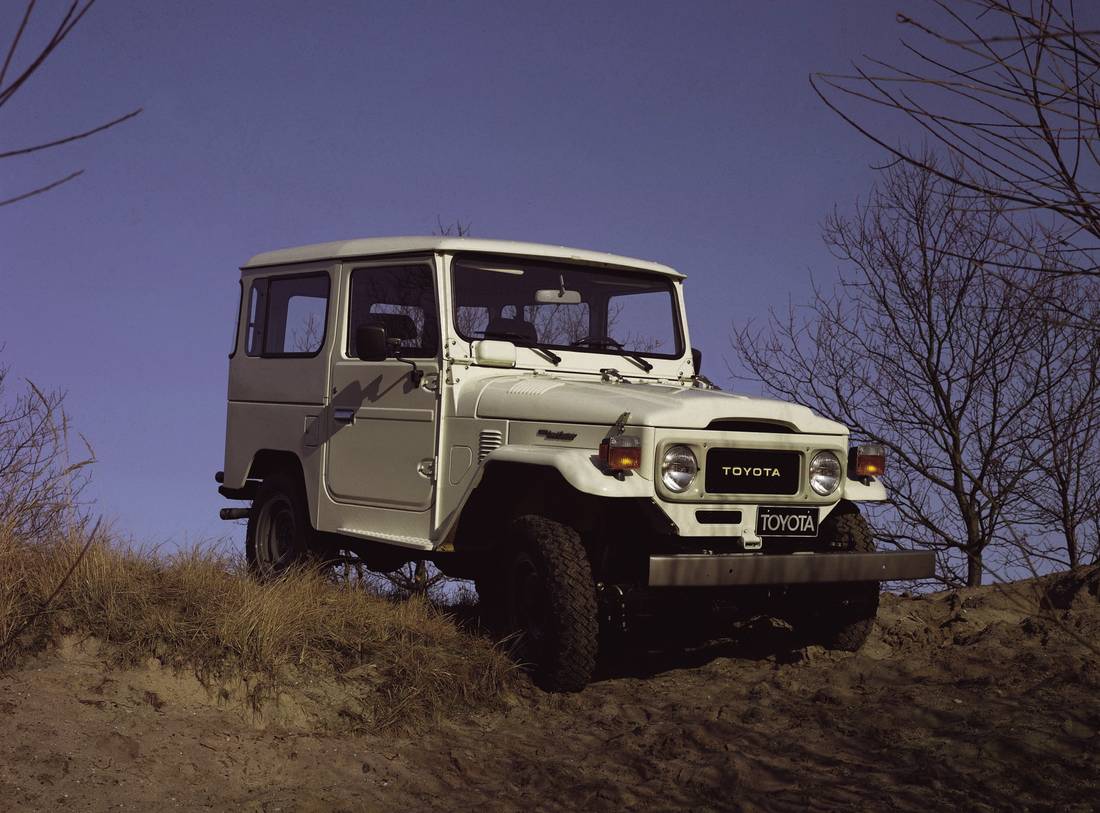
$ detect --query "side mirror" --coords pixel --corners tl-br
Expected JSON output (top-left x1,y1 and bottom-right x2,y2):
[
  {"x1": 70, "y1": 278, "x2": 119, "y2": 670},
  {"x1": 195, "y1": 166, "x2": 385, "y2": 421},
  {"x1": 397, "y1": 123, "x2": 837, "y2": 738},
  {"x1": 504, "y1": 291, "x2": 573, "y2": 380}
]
[
  {"x1": 691, "y1": 347, "x2": 703, "y2": 375},
  {"x1": 355, "y1": 325, "x2": 389, "y2": 361},
  {"x1": 474, "y1": 339, "x2": 517, "y2": 368}
]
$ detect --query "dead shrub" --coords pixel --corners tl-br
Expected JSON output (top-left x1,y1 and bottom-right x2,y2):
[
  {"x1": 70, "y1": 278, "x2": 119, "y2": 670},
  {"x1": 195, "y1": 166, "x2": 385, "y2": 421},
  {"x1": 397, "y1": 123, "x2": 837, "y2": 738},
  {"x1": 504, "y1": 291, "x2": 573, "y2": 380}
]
[
  {"x1": 0, "y1": 529, "x2": 514, "y2": 729},
  {"x1": 0, "y1": 368, "x2": 93, "y2": 542}
]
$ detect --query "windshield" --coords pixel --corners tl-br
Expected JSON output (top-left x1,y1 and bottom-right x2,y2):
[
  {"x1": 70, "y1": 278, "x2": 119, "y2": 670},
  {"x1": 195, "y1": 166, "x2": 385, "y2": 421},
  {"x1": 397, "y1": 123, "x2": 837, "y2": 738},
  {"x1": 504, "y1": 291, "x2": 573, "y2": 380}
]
[{"x1": 451, "y1": 256, "x2": 683, "y2": 360}]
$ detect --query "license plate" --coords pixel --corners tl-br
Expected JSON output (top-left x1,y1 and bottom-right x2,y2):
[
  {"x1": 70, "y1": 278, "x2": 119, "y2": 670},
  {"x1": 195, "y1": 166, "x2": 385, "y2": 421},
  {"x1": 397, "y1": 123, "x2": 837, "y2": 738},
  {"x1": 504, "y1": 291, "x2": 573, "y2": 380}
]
[{"x1": 756, "y1": 506, "x2": 819, "y2": 537}]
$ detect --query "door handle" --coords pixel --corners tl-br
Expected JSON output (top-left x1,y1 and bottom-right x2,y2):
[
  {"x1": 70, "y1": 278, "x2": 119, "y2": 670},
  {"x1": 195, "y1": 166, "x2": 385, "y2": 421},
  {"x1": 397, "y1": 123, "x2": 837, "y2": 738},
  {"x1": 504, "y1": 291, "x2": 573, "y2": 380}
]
[{"x1": 333, "y1": 407, "x2": 356, "y2": 424}]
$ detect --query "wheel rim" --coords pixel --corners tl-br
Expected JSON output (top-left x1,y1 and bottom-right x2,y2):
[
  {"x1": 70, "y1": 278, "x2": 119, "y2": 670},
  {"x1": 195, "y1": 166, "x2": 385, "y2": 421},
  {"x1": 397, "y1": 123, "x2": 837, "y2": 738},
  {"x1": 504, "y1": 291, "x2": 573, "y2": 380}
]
[{"x1": 257, "y1": 494, "x2": 296, "y2": 573}]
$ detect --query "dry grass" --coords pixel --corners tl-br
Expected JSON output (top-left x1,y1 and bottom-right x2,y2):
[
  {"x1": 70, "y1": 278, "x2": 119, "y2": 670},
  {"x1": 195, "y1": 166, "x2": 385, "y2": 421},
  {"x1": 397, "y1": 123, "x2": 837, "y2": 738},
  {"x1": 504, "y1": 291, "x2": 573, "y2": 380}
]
[{"x1": 0, "y1": 528, "x2": 515, "y2": 730}]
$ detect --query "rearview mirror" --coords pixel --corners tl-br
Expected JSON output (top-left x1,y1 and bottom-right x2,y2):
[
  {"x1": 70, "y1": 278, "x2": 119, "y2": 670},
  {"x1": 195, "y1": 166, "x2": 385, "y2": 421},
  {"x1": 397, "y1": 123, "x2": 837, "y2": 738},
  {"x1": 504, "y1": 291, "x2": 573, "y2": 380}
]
[
  {"x1": 355, "y1": 325, "x2": 389, "y2": 361},
  {"x1": 535, "y1": 288, "x2": 582, "y2": 304}
]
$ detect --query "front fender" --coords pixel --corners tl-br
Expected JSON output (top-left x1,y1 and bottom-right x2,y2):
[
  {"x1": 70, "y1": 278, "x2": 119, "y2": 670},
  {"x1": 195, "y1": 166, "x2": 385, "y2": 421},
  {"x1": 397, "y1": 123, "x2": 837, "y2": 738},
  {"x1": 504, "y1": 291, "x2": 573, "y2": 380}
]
[
  {"x1": 483, "y1": 445, "x2": 653, "y2": 497},
  {"x1": 842, "y1": 477, "x2": 887, "y2": 501}
]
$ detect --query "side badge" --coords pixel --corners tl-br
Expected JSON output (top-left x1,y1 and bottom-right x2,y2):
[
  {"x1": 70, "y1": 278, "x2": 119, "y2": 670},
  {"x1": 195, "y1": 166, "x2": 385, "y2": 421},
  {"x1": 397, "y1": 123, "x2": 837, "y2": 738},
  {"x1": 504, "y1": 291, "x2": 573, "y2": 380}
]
[{"x1": 536, "y1": 429, "x2": 578, "y2": 442}]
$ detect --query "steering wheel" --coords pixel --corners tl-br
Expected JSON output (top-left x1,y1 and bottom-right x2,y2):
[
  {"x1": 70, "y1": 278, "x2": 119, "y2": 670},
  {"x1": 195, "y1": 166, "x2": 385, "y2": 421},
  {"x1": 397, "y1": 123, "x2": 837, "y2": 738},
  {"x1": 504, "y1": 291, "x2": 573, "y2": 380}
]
[
  {"x1": 483, "y1": 329, "x2": 534, "y2": 345},
  {"x1": 569, "y1": 336, "x2": 624, "y2": 349}
]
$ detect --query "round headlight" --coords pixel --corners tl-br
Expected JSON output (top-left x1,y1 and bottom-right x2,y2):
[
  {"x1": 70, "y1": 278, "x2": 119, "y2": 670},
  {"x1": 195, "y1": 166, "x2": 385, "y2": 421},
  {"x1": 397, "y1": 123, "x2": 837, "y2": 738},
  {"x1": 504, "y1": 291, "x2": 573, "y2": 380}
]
[
  {"x1": 809, "y1": 450, "x2": 842, "y2": 496},
  {"x1": 661, "y1": 445, "x2": 698, "y2": 492}
]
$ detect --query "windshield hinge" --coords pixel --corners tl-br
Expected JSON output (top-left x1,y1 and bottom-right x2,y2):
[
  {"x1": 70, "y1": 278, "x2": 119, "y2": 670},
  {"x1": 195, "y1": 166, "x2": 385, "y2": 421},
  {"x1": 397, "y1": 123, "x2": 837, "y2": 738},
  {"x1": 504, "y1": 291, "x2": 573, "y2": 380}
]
[{"x1": 607, "y1": 411, "x2": 631, "y2": 438}]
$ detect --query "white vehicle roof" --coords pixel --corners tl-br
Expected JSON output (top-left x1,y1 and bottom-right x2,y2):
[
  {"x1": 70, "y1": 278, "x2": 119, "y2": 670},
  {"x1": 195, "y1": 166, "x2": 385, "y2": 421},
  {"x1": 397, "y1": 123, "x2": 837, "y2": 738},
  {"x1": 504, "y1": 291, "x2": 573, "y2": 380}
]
[{"x1": 242, "y1": 236, "x2": 684, "y2": 278}]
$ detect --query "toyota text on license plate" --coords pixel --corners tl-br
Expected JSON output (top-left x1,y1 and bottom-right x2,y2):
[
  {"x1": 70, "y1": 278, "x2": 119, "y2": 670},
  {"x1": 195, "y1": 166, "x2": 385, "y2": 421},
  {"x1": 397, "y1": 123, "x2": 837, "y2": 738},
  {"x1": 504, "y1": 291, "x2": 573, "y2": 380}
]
[{"x1": 756, "y1": 506, "x2": 819, "y2": 537}]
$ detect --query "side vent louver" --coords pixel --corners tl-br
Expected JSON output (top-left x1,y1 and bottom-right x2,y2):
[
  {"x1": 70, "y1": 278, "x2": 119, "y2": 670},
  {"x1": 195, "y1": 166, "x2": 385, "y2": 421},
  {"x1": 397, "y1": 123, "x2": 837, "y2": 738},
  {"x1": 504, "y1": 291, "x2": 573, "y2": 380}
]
[{"x1": 478, "y1": 429, "x2": 504, "y2": 461}]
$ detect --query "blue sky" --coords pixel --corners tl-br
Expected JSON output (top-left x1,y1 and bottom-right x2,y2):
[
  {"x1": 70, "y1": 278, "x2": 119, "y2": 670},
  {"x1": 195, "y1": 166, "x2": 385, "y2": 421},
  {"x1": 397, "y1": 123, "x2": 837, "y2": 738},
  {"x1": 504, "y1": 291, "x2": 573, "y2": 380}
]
[{"x1": 2, "y1": 1, "x2": 915, "y2": 545}]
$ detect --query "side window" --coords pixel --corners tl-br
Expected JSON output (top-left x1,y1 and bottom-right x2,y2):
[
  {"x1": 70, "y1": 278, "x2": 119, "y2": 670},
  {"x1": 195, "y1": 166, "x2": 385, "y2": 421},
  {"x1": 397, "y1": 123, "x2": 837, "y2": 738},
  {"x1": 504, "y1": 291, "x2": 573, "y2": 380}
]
[
  {"x1": 349, "y1": 264, "x2": 439, "y2": 358},
  {"x1": 258, "y1": 273, "x2": 331, "y2": 356}
]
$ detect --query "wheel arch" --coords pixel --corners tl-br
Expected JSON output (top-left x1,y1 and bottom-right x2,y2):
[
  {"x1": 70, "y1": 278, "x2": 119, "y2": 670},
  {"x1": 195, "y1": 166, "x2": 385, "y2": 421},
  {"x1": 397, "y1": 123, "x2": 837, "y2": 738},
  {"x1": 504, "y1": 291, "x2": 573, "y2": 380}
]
[
  {"x1": 245, "y1": 449, "x2": 320, "y2": 528},
  {"x1": 247, "y1": 448, "x2": 306, "y2": 484},
  {"x1": 453, "y1": 461, "x2": 597, "y2": 552}
]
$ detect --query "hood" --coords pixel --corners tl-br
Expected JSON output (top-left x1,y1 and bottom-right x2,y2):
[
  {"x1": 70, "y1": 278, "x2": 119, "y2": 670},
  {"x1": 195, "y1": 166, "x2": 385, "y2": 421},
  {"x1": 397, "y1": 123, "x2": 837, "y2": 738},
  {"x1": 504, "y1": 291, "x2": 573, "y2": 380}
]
[{"x1": 466, "y1": 375, "x2": 847, "y2": 435}]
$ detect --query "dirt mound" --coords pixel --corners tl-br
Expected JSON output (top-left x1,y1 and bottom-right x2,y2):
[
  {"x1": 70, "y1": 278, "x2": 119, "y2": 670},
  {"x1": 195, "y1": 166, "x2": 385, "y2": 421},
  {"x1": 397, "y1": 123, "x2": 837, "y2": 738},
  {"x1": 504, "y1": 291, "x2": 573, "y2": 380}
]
[
  {"x1": 0, "y1": 532, "x2": 515, "y2": 735},
  {"x1": 1, "y1": 569, "x2": 1098, "y2": 811}
]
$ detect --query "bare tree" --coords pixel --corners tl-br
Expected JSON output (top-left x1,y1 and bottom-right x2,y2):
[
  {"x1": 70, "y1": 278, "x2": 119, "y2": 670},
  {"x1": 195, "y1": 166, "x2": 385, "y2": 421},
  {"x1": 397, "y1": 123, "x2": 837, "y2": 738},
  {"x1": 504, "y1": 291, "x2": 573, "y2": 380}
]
[
  {"x1": 1016, "y1": 279, "x2": 1100, "y2": 569},
  {"x1": 0, "y1": 363, "x2": 94, "y2": 541},
  {"x1": 1, "y1": 0, "x2": 141, "y2": 207},
  {"x1": 371, "y1": 560, "x2": 449, "y2": 599},
  {"x1": 434, "y1": 217, "x2": 471, "y2": 237},
  {"x1": 812, "y1": 0, "x2": 1100, "y2": 285},
  {"x1": 291, "y1": 310, "x2": 322, "y2": 354},
  {"x1": 734, "y1": 161, "x2": 1063, "y2": 587}
]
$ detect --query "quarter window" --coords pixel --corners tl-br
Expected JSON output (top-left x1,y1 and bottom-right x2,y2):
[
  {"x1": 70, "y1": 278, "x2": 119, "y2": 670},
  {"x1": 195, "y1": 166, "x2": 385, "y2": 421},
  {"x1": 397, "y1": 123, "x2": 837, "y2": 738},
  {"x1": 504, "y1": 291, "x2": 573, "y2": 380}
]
[
  {"x1": 245, "y1": 272, "x2": 331, "y2": 357},
  {"x1": 245, "y1": 281, "x2": 265, "y2": 356}
]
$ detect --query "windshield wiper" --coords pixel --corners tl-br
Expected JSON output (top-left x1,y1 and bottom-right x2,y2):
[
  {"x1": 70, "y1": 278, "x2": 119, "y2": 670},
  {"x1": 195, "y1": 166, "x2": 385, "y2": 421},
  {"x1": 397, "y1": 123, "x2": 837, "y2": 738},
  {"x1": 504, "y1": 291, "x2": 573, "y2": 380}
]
[
  {"x1": 622, "y1": 352, "x2": 653, "y2": 373},
  {"x1": 483, "y1": 330, "x2": 562, "y2": 365},
  {"x1": 569, "y1": 336, "x2": 653, "y2": 373}
]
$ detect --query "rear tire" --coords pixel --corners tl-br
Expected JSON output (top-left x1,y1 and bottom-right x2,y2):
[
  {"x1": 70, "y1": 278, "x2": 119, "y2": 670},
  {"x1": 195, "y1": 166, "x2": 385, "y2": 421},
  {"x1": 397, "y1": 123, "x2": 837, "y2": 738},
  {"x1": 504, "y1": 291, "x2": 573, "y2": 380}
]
[
  {"x1": 794, "y1": 503, "x2": 880, "y2": 651},
  {"x1": 246, "y1": 470, "x2": 316, "y2": 579},
  {"x1": 500, "y1": 515, "x2": 598, "y2": 692}
]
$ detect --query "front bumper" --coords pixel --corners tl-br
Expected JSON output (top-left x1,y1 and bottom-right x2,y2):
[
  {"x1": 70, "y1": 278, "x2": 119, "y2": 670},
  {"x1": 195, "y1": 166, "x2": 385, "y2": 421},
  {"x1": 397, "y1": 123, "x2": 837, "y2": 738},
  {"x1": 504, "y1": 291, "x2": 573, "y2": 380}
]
[{"x1": 648, "y1": 550, "x2": 934, "y2": 587}]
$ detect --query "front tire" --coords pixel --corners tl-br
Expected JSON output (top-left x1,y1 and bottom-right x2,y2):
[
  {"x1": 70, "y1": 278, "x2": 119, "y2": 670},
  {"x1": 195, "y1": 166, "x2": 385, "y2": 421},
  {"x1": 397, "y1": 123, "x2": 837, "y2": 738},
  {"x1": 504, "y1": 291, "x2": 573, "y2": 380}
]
[
  {"x1": 246, "y1": 470, "x2": 315, "y2": 579},
  {"x1": 793, "y1": 503, "x2": 880, "y2": 651},
  {"x1": 501, "y1": 515, "x2": 598, "y2": 692}
]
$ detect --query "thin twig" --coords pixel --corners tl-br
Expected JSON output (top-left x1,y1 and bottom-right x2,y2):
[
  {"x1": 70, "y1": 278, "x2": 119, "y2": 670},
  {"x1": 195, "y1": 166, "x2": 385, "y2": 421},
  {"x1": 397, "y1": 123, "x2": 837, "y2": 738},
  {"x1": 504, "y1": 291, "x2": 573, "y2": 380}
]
[
  {"x1": 0, "y1": 108, "x2": 142, "y2": 160},
  {"x1": 0, "y1": 170, "x2": 82, "y2": 208}
]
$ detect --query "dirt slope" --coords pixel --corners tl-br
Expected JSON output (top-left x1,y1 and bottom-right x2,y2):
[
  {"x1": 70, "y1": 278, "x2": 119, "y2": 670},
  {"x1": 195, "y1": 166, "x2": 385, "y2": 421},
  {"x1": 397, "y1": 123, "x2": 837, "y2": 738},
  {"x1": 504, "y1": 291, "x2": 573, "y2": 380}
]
[{"x1": 1, "y1": 569, "x2": 1097, "y2": 812}]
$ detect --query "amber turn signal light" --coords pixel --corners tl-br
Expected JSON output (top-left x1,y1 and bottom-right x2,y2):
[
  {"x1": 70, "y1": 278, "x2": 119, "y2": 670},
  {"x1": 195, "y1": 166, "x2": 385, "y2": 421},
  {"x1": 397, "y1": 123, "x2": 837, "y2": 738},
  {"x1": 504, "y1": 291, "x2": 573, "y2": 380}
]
[
  {"x1": 851, "y1": 443, "x2": 886, "y2": 478},
  {"x1": 600, "y1": 434, "x2": 641, "y2": 470}
]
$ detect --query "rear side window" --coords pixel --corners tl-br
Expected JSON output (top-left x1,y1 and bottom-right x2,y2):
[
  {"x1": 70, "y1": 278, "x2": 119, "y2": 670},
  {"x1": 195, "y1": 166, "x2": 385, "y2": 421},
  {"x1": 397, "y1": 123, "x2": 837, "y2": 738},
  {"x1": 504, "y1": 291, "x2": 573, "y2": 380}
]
[
  {"x1": 245, "y1": 272, "x2": 331, "y2": 357},
  {"x1": 348, "y1": 264, "x2": 439, "y2": 358},
  {"x1": 245, "y1": 281, "x2": 266, "y2": 355}
]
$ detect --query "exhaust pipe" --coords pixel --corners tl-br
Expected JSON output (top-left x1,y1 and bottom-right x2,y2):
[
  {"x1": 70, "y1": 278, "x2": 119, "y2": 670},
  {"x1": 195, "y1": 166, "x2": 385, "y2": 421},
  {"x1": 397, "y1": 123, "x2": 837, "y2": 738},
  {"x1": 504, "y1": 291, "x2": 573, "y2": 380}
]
[{"x1": 219, "y1": 508, "x2": 250, "y2": 521}]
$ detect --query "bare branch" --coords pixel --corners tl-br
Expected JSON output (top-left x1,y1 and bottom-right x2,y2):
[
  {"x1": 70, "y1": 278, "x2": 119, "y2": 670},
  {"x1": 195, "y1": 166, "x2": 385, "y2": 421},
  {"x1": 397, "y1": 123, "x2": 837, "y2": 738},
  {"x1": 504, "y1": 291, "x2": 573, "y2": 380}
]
[
  {"x1": 0, "y1": 108, "x2": 143, "y2": 161},
  {"x1": 0, "y1": 170, "x2": 82, "y2": 208}
]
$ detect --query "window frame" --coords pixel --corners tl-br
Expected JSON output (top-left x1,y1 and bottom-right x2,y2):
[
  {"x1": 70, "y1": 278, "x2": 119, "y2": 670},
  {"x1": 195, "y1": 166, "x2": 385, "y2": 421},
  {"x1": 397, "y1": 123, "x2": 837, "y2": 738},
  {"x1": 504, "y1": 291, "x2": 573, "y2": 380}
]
[
  {"x1": 449, "y1": 254, "x2": 686, "y2": 360},
  {"x1": 345, "y1": 261, "x2": 441, "y2": 361},
  {"x1": 251, "y1": 270, "x2": 332, "y2": 359},
  {"x1": 229, "y1": 279, "x2": 243, "y2": 359}
]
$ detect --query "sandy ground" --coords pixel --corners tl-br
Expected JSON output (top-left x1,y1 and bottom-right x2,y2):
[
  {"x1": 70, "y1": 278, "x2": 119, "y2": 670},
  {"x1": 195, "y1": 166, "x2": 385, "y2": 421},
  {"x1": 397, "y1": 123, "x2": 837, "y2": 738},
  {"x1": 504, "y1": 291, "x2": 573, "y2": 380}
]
[{"x1": 1, "y1": 569, "x2": 1098, "y2": 812}]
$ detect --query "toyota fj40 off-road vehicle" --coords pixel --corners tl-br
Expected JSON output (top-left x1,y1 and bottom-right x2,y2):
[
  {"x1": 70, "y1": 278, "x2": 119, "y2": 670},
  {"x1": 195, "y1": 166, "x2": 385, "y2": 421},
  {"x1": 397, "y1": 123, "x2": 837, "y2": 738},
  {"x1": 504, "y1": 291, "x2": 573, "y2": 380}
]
[{"x1": 216, "y1": 237, "x2": 934, "y2": 690}]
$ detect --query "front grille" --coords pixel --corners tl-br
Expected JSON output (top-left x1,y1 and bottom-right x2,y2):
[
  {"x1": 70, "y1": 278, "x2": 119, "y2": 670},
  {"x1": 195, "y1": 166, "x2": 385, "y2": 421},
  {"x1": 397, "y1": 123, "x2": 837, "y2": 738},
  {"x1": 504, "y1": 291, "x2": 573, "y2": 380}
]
[
  {"x1": 704, "y1": 448, "x2": 800, "y2": 494},
  {"x1": 478, "y1": 430, "x2": 503, "y2": 461}
]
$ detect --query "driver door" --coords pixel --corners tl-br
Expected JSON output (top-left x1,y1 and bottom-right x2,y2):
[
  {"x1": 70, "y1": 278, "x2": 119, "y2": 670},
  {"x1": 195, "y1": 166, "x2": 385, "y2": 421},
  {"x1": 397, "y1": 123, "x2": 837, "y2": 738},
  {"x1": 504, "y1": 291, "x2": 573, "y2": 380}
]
[{"x1": 325, "y1": 261, "x2": 440, "y2": 511}]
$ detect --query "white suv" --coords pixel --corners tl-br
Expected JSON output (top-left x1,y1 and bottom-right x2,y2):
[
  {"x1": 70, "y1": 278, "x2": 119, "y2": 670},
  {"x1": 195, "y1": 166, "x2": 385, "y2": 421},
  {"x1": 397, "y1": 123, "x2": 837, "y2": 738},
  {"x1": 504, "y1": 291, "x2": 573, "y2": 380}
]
[{"x1": 217, "y1": 237, "x2": 933, "y2": 690}]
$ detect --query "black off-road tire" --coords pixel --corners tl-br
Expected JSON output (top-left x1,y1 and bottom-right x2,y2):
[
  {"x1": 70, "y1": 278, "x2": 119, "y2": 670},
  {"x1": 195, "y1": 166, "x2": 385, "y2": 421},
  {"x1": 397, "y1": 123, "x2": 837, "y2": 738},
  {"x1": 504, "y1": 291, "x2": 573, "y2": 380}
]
[
  {"x1": 246, "y1": 470, "x2": 316, "y2": 580},
  {"x1": 473, "y1": 569, "x2": 506, "y2": 633},
  {"x1": 794, "y1": 503, "x2": 880, "y2": 651},
  {"x1": 501, "y1": 515, "x2": 598, "y2": 692}
]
